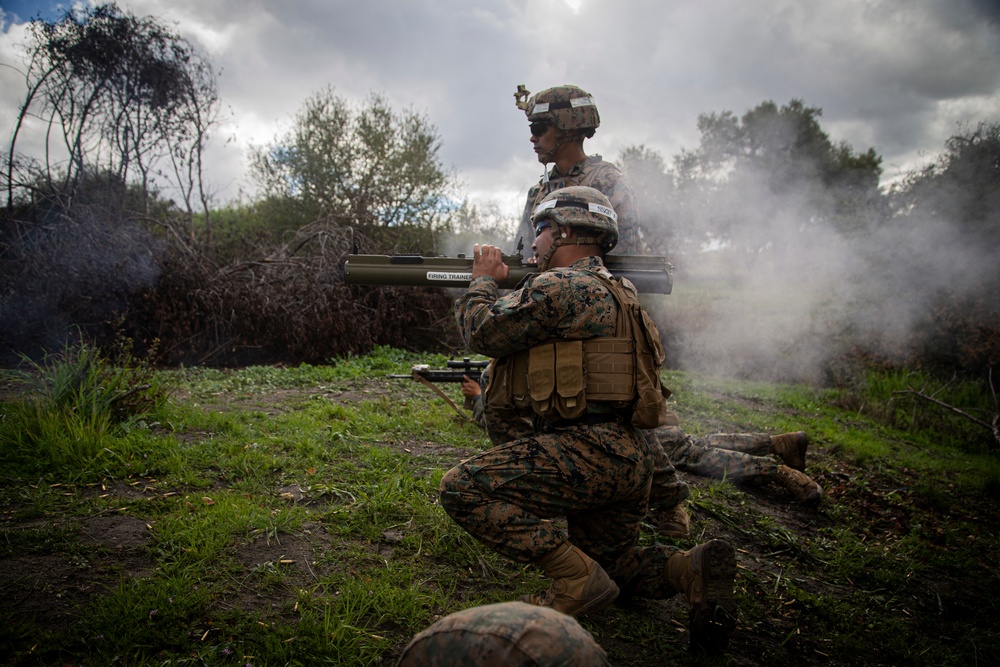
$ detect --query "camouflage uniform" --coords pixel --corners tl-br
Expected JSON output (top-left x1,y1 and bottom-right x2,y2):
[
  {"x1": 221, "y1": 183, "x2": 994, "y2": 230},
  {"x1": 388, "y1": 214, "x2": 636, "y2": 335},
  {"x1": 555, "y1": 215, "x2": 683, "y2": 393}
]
[
  {"x1": 657, "y1": 426, "x2": 778, "y2": 483},
  {"x1": 469, "y1": 392, "x2": 488, "y2": 430},
  {"x1": 511, "y1": 156, "x2": 640, "y2": 261},
  {"x1": 441, "y1": 257, "x2": 687, "y2": 599},
  {"x1": 471, "y1": 390, "x2": 689, "y2": 510},
  {"x1": 507, "y1": 86, "x2": 686, "y2": 510},
  {"x1": 397, "y1": 601, "x2": 609, "y2": 667}
]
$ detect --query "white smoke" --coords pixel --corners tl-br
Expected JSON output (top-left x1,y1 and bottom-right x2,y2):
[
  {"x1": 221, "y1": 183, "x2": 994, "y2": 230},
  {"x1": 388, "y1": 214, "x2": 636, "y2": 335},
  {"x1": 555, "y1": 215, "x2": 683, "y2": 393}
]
[{"x1": 645, "y1": 155, "x2": 998, "y2": 385}]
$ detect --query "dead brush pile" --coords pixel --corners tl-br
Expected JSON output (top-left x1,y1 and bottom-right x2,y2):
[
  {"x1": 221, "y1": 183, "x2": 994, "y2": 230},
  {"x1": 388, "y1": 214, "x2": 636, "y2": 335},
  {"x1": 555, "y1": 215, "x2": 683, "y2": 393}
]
[{"x1": 128, "y1": 221, "x2": 461, "y2": 366}]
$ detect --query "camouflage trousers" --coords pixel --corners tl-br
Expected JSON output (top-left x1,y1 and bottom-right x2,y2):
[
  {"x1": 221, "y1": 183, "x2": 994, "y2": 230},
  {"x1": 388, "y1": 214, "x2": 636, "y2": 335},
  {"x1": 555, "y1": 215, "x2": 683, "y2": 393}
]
[
  {"x1": 643, "y1": 429, "x2": 691, "y2": 509},
  {"x1": 440, "y1": 422, "x2": 685, "y2": 600},
  {"x1": 656, "y1": 426, "x2": 778, "y2": 483},
  {"x1": 483, "y1": 401, "x2": 690, "y2": 514}
]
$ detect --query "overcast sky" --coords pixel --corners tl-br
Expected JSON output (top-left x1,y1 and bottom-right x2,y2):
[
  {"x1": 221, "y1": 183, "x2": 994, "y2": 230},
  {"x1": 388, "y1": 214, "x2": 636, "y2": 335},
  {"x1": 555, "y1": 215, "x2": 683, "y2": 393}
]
[{"x1": 2, "y1": 0, "x2": 999, "y2": 218}]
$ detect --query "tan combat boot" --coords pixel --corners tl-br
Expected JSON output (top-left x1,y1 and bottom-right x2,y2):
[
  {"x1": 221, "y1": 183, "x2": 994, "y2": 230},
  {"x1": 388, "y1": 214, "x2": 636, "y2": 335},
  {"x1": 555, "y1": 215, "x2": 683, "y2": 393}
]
[
  {"x1": 771, "y1": 431, "x2": 809, "y2": 471},
  {"x1": 653, "y1": 503, "x2": 691, "y2": 539},
  {"x1": 775, "y1": 464, "x2": 823, "y2": 504},
  {"x1": 521, "y1": 543, "x2": 619, "y2": 617},
  {"x1": 666, "y1": 539, "x2": 737, "y2": 651}
]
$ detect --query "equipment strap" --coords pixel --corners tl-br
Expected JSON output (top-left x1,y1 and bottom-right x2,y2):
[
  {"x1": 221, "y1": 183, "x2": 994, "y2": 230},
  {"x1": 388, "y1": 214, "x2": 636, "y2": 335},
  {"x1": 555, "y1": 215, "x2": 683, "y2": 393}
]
[{"x1": 414, "y1": 374, "x2": 475, "y2": 423}]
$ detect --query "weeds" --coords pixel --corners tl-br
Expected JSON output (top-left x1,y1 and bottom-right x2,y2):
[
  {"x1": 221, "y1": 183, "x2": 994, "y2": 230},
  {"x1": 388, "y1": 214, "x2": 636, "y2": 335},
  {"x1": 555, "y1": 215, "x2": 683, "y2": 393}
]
[{"x1": 834, "y1": 367, "x2": 998, "y2": 452}]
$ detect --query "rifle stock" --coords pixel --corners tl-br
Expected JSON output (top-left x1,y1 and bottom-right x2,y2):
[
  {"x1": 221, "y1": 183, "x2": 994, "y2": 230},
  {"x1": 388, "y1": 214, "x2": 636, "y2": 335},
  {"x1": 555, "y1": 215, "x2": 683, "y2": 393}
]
[{"x1": 344, "y1": 253, "x2": 672, "y2": 294}]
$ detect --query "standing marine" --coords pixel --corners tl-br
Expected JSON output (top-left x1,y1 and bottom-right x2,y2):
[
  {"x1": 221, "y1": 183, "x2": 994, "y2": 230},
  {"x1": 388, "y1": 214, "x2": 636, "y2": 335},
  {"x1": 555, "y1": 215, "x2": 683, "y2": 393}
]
[
  {"x1": 440, "y1": 186, "x2": 737, "y2": 652},
  {"x1": 511, "y1": 84, "x2": 641, "y2": 259}
]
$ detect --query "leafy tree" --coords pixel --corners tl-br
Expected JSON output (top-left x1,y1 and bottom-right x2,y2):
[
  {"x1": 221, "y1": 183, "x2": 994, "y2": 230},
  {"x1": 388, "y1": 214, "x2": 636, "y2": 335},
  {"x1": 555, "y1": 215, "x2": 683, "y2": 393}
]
[
  {"x1": 249, "y1": 88, "x2": 455, "y2": 251},
  {"x1": 674, "y1": 100, "x2": 883, "y2": 264},
  {"x1": 618, "y1": 145, "x2": 684, "y2": 257},
  {"x1": 4, "y1": 2, "x2": 221, "y2": 235},
  {"x1": 878, "y1": 121, "x2": 1000, "y2": 373},
  {"x1": 891, "y1": 121, "x2": 1000, "y2": 249}
]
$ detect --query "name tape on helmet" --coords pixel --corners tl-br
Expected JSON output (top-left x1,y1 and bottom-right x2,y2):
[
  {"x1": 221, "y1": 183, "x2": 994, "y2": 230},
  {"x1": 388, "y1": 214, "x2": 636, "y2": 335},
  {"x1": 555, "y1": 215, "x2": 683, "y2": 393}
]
[
  {"x1": 531, "y1": 96, "x2": 596, "y2": 115},
  {"x1": 534, "y1": 198, "x2": 618, "y2": 222}
]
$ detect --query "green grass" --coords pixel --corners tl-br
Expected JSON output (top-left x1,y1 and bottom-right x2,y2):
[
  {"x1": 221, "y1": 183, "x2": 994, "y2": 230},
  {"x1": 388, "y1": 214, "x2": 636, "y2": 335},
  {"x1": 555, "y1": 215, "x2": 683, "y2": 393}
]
[{"x1": 1, "y1": 345, "x2": 998, "y2": 666}]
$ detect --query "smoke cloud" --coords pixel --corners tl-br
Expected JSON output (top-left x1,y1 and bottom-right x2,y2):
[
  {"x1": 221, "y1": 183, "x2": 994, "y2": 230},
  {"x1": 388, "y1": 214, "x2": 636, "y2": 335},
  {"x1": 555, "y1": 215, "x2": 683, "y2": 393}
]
[{"x1": 648, "y1": 156, "x2": 998, "y2": 385}]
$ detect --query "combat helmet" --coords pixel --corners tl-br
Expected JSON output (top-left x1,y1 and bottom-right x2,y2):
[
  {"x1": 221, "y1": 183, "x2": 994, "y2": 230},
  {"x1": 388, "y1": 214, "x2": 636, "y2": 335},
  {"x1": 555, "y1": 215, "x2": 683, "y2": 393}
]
[
  {"x1": 517, "y1": 85, "x2": 600, "y2": 136},
  {"x1": 532, "y1": 186, "x2": 619, "y2": 256}
]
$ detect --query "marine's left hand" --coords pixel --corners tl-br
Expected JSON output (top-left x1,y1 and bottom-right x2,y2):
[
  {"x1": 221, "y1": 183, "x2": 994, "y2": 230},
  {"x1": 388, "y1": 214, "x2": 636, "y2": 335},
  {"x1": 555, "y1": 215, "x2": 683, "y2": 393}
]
[
  {"x1": 472, "y1": 244, "x2": 510, "y2": 283},
  {"x1": 460, "y1": 375, "x2": 482, "y2": 398}
]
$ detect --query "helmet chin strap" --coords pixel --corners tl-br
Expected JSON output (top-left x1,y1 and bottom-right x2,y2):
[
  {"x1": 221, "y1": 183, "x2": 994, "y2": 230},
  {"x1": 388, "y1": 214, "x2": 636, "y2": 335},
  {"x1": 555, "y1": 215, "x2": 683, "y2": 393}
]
[
  {"x1": 536, "y1": 226, "x2": 562, "y2": 270},
  {"x1": 537, "y1": 129, "x2": 586, "y2": 167},
  {"x1": 537, "y1": 224, "x2": 603, "y2": 270}
]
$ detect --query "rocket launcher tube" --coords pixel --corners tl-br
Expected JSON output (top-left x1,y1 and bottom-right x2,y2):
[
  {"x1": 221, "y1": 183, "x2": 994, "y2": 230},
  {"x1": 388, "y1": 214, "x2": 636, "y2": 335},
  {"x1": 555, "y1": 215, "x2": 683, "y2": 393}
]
[{"x1": 343, "y1": 253, "x2": 672, "y2": 294}]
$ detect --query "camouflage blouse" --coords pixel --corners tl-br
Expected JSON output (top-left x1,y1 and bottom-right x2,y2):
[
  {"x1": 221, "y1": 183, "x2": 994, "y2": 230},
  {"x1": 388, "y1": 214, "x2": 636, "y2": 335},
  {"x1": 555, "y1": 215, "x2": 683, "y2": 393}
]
[
  {"x1": 455, "y1": 256, "x2": 618, "y2": 358},
  {"x1": 511, "y1": 155, "x2": 640, "y2": 260}
]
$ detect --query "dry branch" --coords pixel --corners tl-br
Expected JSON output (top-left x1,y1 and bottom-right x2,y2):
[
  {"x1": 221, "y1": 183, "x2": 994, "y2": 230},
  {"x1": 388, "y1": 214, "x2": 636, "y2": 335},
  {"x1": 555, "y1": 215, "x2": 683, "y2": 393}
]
[{"x1": 892, "y1": 388, "x2": 999, "y2": 447}]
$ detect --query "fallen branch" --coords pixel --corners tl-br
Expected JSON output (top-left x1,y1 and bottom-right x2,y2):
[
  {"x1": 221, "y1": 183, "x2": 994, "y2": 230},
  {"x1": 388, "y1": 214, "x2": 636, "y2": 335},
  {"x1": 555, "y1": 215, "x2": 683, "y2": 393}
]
[{"x1": 892, "y1": 389, "x2": 999, "y2": 447}]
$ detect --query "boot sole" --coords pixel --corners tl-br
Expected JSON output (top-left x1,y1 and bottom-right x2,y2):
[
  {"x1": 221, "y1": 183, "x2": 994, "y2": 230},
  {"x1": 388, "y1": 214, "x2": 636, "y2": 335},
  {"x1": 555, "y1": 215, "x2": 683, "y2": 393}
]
[
  {"x1": 689, "y1": 539, "x2": 736, "y2": 652},
  {"x1": 776, "y1": 432, "x2": 808, "y2": 470},
  {"x1": 790, "y1": 432, "x2": 809, "y2": 471}
]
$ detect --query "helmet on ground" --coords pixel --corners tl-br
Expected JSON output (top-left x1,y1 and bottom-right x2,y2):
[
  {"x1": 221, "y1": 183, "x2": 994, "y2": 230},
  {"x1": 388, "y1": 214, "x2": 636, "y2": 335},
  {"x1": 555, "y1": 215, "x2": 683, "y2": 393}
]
[
  {"x1": 532, "y1": 186, "x2": 619, "y2": 251},
  {"x1": 524, "y1": 85, "x2": 600, "y2": 135},
  {"x1": 397, "y1": 601, "x2": 609, "y2": 667}
]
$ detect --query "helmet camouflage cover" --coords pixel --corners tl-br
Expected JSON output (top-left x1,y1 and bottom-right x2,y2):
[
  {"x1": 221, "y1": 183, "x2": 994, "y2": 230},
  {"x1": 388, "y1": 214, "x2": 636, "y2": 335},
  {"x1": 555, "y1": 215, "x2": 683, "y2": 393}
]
[
  {"x1": 397, "y1": 601, "x2": 610, "y2": 667},
  {"x1": 525, "y1": 85, "x2": 600, "y2": 133},
  {"x1": 532, "y1": 185, "x2": 619, "y2": 251}
]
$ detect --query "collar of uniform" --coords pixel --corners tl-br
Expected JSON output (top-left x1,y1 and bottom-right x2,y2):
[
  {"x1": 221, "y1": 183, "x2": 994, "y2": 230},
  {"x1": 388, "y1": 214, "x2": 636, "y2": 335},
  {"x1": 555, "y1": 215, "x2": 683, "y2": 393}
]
[
  {"x1": 568, "y1": 255, "x2": 606, "y2": 271},
  {"x1": 551, "y1": 154, "x2": 603, "y2": 179}
]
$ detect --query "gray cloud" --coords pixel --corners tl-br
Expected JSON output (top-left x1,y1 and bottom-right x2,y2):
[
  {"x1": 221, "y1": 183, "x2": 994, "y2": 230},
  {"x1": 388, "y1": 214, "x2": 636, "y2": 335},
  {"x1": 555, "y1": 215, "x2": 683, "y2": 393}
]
[{"x1": 2, "y1": 0, "x2": 998, "y2": 211}]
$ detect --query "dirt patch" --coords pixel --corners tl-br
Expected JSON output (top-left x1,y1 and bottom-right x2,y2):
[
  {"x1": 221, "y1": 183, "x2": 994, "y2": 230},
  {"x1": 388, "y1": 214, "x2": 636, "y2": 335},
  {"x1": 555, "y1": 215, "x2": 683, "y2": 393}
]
[
  {"x1": 378, "y1": 436, "x2": 479, "y2": 464},
  {"x1": 80, "y1": 514, "x2": 154, "y2": 551},
  {"x1": 234, "y1": 529, "x2": 321, "y2": 575},
  {"x1": 1, "y1": 554, "x2": 88, "y2": 634},
  {"x1": 1, "y1": 513, "x2": 158, "y2": 637}
]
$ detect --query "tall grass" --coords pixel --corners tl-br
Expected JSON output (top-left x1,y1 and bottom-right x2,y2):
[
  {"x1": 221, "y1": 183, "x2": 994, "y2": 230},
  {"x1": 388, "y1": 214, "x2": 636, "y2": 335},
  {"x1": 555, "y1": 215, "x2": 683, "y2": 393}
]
[{"x1": 0, "y1": 337, "x2": 169, "y2": 478}]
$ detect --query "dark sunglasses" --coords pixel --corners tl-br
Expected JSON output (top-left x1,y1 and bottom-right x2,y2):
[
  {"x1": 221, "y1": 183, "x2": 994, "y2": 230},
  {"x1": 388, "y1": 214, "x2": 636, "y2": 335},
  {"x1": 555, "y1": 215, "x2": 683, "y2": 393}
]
[
  {"x1": 534, "y1": 221, "x2": 552, "y2": 237},
  {"x1": 529, "y1": 122, "x2": 552, "y2": 137}
]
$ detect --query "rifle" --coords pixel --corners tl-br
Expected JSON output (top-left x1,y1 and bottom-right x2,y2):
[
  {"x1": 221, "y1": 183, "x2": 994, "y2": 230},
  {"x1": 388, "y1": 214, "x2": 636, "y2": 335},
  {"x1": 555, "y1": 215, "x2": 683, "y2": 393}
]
[
  {"x1": 388, "y1": 358, "x2": 490, "y2": 418},
  {"x1": 345, "y1": 251, "x2": 673, "y2": 294}
]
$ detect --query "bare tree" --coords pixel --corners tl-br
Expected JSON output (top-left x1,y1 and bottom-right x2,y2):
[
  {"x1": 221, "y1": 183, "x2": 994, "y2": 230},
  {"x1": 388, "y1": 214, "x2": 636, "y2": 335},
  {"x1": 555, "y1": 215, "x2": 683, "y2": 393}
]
[{"x1": 4, "y1": 2, "x2": 220, "y2": 235}]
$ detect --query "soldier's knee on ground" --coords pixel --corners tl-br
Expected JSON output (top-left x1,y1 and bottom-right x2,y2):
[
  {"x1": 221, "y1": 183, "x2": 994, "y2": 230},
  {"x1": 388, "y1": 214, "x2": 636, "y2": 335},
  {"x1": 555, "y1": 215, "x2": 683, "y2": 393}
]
[{"x1": 397, "y1": 601, "x2": 610, "y2": 666}]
